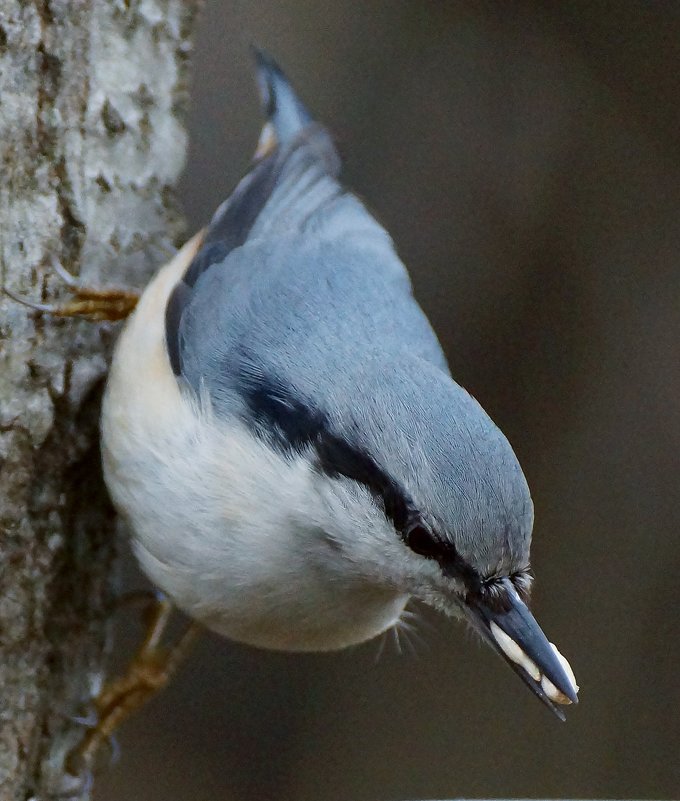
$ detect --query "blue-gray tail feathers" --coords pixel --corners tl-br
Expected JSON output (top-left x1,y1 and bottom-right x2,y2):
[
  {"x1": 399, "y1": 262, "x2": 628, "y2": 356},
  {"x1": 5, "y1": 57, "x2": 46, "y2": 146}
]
[
  {"x1": 252, "y1": 47, "x2": 313, "y2": 147},
  {"x1": 165, "y1": 49, "x2": 342, "y2": 376}
]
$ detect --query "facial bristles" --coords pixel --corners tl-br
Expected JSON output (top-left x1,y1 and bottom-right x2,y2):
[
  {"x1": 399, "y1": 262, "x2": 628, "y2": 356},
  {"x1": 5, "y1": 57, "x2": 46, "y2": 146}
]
[{"x1": 489, "y1": 623, "x2": 578, "y2": 705}]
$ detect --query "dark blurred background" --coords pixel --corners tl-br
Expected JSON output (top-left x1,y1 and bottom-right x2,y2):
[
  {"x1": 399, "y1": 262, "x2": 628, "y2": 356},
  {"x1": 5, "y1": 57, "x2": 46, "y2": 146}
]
[{"x1": 100, "y1": 2, "x2": 680, "y2": 800}]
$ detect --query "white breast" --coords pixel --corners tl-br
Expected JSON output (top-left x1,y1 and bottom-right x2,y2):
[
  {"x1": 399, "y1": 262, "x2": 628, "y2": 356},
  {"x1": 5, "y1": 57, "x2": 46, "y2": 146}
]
[{"x1": 101, "y1": 234, "x2": 408, "y2": 651}]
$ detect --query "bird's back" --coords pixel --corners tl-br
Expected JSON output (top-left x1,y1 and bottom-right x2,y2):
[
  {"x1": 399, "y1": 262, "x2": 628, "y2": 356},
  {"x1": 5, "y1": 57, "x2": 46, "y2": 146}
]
[
  {"x1": 167, "y1": 82, "x2": 450, "y2": 429},
  {"x1": 178, "y1": 187, "x2": 449, "y2": 417}
]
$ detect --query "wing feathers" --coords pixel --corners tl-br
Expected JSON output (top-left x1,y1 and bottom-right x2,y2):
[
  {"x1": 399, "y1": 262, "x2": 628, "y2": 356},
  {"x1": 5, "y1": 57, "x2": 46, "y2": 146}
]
[{"x1": 165, "y1": 53, "x2": 341, "y2": 379}]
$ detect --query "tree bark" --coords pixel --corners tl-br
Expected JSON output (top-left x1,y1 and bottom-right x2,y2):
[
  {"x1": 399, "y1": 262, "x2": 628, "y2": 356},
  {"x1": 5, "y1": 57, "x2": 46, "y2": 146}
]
[{"x1": 0, "y1": 2, "x2": 199, "y2": 798}]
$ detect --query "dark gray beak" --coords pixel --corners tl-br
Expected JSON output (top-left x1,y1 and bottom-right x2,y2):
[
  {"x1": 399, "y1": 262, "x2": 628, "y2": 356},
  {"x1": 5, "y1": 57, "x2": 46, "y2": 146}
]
[{"x1": 467, "y1": 580, "x2": 578, "y2": 720}]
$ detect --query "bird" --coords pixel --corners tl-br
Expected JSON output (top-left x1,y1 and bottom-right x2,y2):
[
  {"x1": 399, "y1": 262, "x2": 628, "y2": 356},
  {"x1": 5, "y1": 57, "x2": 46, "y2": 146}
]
[{"x1": 99, "y1": 49, "x2": 578, "y2": 725}]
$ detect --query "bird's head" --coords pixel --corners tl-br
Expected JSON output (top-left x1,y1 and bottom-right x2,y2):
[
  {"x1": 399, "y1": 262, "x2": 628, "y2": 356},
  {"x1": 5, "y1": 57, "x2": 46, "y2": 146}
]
[{"x1": 302, "y1": 359, "x2": 579, "y2": 719}]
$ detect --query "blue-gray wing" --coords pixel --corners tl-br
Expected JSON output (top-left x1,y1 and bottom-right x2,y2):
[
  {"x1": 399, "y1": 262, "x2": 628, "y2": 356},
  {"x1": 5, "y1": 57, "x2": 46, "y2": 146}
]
[
  {"x1": 163, "y1": 55, "x2": 533, "y2": 567},
  {"x1": 165, "y1": 55, "x2": 449, "y2": 466}
]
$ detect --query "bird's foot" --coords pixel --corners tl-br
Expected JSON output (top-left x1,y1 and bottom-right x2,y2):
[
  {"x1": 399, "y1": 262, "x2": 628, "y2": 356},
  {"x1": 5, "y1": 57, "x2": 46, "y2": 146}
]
[
  {"x1": 66, "y1": 594, "x2": 199, "y2": 776},
  {"x1": 3, "y1": 259, "x2": 140, "y2": 321}
]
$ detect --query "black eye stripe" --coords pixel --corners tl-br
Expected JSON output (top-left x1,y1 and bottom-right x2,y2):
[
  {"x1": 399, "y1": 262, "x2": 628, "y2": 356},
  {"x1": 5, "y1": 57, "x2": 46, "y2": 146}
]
[
  {"x1": 315, "y1": 433, "x2": 415, "y2": 532},
  {"x1": 403, "y1": 521, "x2": 480, "y2": 585},
  {"x1": 405, "y1": 524, "x2": 441, "y2": 558},
  {"x1": 238, "y1": 372, "x2": 415, "y2": 531},
  {"x1": 237, "y1": 372, "x2": 519, "y2": 593}
]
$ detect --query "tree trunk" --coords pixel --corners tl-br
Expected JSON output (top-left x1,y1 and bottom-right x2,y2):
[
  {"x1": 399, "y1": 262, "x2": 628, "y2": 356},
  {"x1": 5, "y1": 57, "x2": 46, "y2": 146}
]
[{"x1": 0, "y1": 2, "x2": 199, "y2": 797}]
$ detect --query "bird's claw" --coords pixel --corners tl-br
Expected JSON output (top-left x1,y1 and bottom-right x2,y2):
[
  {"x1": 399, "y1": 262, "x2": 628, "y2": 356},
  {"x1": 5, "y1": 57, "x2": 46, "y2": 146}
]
[
  {"x1": 65, "y1": 596, "x2": 199, "y2": 777},
  {"x1": 2, "y1": 259, "x2": 140, "y2": 322}
]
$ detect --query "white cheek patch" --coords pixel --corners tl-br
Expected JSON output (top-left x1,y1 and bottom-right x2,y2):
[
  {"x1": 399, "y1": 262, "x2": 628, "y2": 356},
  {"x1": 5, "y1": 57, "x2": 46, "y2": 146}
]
[{"x1": 489, "y1": 622, "x2": 578, "y2": 705}]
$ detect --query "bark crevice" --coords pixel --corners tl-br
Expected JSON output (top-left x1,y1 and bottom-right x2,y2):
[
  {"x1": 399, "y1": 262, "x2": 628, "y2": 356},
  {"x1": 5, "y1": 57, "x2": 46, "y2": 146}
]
[{"x1": 0, "y1": 2, "x2": 200, "y2": 797}]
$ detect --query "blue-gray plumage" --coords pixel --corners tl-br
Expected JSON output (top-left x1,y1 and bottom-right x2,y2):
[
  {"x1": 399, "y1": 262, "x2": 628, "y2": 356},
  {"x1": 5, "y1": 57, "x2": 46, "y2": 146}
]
[
  {"x1": 103, "y1": 49, "x2": 577, "y2": 720},
  {"x1": 168, "y1": 59, "x2": 530, "y2": 580}
]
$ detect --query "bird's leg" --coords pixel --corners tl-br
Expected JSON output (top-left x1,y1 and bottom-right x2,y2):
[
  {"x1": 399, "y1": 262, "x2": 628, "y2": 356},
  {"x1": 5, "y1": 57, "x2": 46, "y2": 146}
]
[
  {"x1": 66, "y1": 595, "x2": 200, "y2": 776},
  {"x1": 2, "y1": 259, "x2": 140, "y2": 321}
]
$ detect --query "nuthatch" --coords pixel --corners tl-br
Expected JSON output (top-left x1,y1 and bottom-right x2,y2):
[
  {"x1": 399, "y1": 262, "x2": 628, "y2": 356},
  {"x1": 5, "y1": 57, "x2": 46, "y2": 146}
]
[{"x1": 100, "y1": 51, "x2": 578, "y2": 720}]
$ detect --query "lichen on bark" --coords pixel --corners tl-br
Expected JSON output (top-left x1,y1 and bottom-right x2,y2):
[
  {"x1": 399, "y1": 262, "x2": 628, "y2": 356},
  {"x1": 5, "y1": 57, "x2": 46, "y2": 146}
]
[{"x1": 0, "y1": 1, "x2": 199, "y2": 797}]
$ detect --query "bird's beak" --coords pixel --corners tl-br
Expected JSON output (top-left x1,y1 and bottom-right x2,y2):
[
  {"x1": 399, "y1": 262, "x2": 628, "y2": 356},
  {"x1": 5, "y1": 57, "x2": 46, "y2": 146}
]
[{"x1": 466, "y1": 580, "x2": 579, "y2": 720}]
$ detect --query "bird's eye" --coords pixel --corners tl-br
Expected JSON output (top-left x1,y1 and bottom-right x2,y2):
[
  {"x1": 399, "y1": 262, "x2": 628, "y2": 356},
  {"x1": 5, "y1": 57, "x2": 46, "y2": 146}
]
[{"x1": 406, "y1": 524, "x2": 441, "y2": 559}]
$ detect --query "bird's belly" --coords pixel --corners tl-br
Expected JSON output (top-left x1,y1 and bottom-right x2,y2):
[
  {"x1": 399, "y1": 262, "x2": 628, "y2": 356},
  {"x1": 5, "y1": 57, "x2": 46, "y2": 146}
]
[
  {"x1": 103, "y1": 411, "x2": 408, "y2": 652},
  {"x1": 101, "y1": 234, "x2": 408, "y2": 652},
  {"x1": 194, "y1": 574, "x2": 409, "y2": 652},
  {"x1": 103, "y1": 397, "x2": 408, "y2": 652},
  {"x1": 103, "y1": 383, "x2": 408, "y2": 652}
]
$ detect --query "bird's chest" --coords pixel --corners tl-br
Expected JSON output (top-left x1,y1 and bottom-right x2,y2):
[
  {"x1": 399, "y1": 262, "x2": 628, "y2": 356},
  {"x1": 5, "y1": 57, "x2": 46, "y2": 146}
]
[
  {"x1": 100, "y1": 239, "x2": 407, "y2": 652},
  {"x1": 102, "y1": 338, "x2": 406, "y2": 652},
  {"x1": 102, "y1": 404, "x2": 408, "y2": 651}
]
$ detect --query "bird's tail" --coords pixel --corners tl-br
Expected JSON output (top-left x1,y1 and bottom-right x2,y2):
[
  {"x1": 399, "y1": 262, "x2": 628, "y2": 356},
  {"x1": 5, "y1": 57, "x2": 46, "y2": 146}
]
[
  {"x1": 195, "y1": 49, "x2": 340, "y2": 262},
  {"x1": 251, "y1": 47, "x2": 314, "y2": 158}
]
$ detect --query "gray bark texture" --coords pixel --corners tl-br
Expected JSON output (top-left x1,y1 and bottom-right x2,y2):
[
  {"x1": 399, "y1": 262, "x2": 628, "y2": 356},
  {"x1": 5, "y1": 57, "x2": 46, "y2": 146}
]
[{"x1": 0, "y1": 1, "x2": 199, "y2": 798}]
